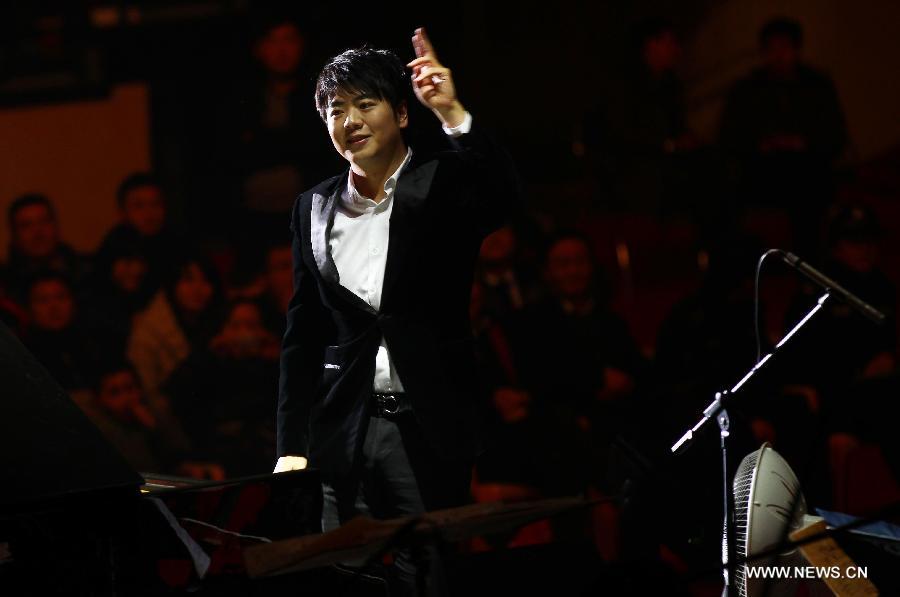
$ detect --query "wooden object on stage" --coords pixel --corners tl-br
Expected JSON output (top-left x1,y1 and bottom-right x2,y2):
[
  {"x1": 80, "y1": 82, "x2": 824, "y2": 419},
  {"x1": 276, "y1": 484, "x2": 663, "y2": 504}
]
[
  {"x1": 244, "y1": 496, "x2": 595, "y2": 578},
  {"x1": 790, "y1": 520, "x2": 878, "y2": 596}
]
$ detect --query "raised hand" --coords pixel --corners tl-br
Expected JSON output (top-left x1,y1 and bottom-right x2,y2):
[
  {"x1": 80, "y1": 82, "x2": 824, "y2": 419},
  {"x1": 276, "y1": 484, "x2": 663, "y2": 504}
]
[{"x1": 407, "y1": 27, "x2": 467, "y2": 128}]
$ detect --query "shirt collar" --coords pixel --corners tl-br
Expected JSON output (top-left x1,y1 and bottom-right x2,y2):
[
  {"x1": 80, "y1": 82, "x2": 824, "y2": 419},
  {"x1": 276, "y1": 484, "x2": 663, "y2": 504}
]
[{"x1": 343, "y1": 147, "x2": 413, "y2": 210}]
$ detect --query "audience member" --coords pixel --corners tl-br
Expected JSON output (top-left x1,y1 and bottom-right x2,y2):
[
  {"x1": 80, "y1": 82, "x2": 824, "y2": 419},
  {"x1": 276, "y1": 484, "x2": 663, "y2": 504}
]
[
  {"x1": 719, "y1": 17, "x2": 848, "y2": 253},
  {"x1": 473, "y1": 232, "x2": 645, "y2": 499},
  {"x1": 127, "y1": 255, "x2": 223, "y2": 410},
  {"x1": 584, "y1": 17, "x2": 724, "y2": 238},
  {"x1": 474, "y1": 227, "x2": 541, "y2": 327},
  {"x1": 79, "y1": 362, "x2": 195, "y2": 474},
  {"x1": 523, "y1": 232, "x2": 646, "y2": 416},
  {"x1": 96, "y1": 173, "x2": 185, "y2": 295},
  {"x1": 164, "y1": 299, "x2": 280, "y2": 476},
  {"x1": 786, "y1": 205, "x2": 896, "y2": 387},
  {"x1": 3, "y1": 194, "x2": 90, "y2": 302},
  {"x1": 784, "y1": 205, "x2": 899, "y2": 484},
  {"x1": 89, "y1": 225, "x2": 154, "y2": 356},
  {"x1": 23, "y1": 272, "x2": 102, "y2": 393},
  {"x1": 215, "y1": 13, "x2": 338, "y2": 257}
]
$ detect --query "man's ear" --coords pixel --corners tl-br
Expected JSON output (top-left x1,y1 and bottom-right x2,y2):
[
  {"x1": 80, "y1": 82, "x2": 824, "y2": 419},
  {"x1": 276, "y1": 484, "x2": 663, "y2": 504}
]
[{"x1": 396, "y1": 101, "x2": 409, "y2": 129}]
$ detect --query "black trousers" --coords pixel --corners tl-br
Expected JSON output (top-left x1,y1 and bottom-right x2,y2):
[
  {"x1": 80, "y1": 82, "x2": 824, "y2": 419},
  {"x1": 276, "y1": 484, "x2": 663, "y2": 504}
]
[{"x1": 321, "y1": 412, "x2": 472, "y2": 597}]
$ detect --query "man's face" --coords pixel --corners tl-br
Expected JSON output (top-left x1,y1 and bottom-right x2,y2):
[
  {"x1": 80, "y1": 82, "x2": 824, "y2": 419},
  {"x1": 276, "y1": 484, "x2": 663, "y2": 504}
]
[
  {"x1": 326, "y1": 90, "x2": 408, "y2": 166},
  {"x1": 763, "y1": 36, "x2": 799, "y2": 76},
  {"x1": 111, "y1": 256, "x2": 148, "y2": 293},
  {"x1": 28, "y1": 279, "x2": 74, "y2": 331},
  {"x1": 545, "y1": 239, "x2": 593, "y2": 299},
  {"x1": 98, "y1": 370, "x2": 142, "y2": 419},
  {"x1": 225, "y1": 303, "x2": 265, "y2": 337},
  {"x1": 122, "y1": 185, "x2": 166, "y2": 237},
  {"x1": 644, "y1": 31, "x2": 681, "y2": 73},
  {"x1": 221, "y1": 303, "x2": 268, "y2": 358},
  {"x1": 255, "y1": 23, "x2": 304, "y2": 76},
  {"x1": 12, "y1": 204, "x2": 59, "y2": 259}
]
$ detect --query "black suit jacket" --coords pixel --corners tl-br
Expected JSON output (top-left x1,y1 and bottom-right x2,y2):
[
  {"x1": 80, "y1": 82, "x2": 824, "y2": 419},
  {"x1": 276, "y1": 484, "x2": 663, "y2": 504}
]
[{"x1": 277, "y1": 123, "x2": 520, "y2": 475}]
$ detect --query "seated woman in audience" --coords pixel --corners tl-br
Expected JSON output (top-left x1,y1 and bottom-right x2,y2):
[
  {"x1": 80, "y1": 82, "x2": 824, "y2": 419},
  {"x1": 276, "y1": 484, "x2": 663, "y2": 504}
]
[
  {"x1": 89, "y1": 226, "x2": 154, "y2": 357},
  {"x1": 127, "y1": 254, "x2": 223, "y2": 411}
]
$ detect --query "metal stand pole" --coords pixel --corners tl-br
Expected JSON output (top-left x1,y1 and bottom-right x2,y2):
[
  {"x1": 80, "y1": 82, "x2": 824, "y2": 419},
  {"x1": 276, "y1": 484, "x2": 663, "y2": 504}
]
[
  {"x1": 671, "y1": 292, "x2": 833, "y2": 597},
  {"x1": 718, "y1": 407, "x2": 734, "y2": 596}
]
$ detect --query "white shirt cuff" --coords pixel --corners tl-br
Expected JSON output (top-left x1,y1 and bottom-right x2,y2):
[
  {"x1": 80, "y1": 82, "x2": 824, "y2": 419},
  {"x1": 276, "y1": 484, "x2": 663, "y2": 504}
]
[{"x1": 442, "y1": 111, "x2": 473, "y2": 137}]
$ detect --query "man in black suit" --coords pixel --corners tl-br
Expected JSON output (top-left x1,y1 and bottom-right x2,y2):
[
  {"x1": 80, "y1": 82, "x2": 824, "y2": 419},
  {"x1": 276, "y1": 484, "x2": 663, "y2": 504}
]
[{"x1": 273, "y1": 29, "x2": 518, "y2": 595}]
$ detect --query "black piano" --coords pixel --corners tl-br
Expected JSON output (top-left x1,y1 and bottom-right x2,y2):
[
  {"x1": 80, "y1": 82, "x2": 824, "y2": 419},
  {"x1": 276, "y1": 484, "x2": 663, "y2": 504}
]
[{"x1": 0, "y1": 322, "x2": 391, "y2": 596}]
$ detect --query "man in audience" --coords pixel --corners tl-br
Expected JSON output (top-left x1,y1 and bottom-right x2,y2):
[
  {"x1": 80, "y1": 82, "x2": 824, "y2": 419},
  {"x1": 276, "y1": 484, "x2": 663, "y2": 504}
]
[
  {"x1": 784, "y1": 205, "x2": 899, "y2": 495},
  {"x1": 215, "y1": 13, "x2": 338, "y2": 255},
  {"x1": 524, "y1": 232, "x2": 646, "y2": 416},
  {"x1": 83, "y1": 361, "x2": 215, "y2": 478},
  {"x1": 474, "y1": 227, "x2": 541, "y2": 328},
  {"x1": 719, "y1": 17, "x2": 848, "y2": 253},
  {"x1": 583, "y1": 18, "x2": 721, "y2": 231},
  {"x1": 481, "y1": 232, "x2": 646, "y2": 496},
  {"x1": 23, "y1": 272, "x2": 101, "y2": 393},
  {"x1": 96, "y1": 173, "x2": 184, "y2": 294},
  {"x1": 3, "y1": 194, "x2": 90, "y2": 301}
]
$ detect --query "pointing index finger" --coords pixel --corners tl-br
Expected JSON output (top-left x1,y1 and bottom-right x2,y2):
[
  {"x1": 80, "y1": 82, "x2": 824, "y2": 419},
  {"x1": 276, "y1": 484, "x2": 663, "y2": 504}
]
[{"x1": 412, "y1": 26, "x2": 437, "y2": 60}]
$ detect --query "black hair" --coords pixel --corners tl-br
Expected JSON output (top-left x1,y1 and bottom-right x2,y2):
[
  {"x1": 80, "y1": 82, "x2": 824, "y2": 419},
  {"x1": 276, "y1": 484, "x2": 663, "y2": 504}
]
[
  {"x1": 92, "y1": 225, "x2": 153, "y2": 302},
  {"x1": 8, "y1": 193, "x2": 55, "y2": 226},
  {"x1": 92, "y1": 359, "x2": 141, "y2": 394},
  {"x1": 163, "y1": 253, "x2": 223, "y2": 304},
  {"x1": 249, "y1": 10, "x2": 304, "y2": 43},
  {"x1": 116, "y1": 172, "x2": 161, "y2": 207},
  {"x1": 632, "y1": 16, "x2": 675, "y2": 50},
  {"x1": 163, "y1": 252, "x2": 225, "y2": 345},
  {"x1": 314, "y1": 47, "x2": 409, "y2": 122},
  {"x1": 543, "y1": 229, "x2": 596, "y2": 263},
  {"x1": 759, "y1": 17, "x2": 803, "y2": 48}
]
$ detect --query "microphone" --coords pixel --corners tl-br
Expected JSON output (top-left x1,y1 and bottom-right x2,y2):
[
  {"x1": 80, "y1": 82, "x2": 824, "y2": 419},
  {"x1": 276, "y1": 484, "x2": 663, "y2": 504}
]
[{"x1": 779, "y1": 251, "x2": 886, "y2": 325}]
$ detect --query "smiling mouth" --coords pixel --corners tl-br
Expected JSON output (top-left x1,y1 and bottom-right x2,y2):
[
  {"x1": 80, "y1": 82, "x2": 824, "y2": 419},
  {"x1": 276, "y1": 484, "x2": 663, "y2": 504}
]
[{"x1": 348, "y1": 135, "x2": 370, "y2": 146}]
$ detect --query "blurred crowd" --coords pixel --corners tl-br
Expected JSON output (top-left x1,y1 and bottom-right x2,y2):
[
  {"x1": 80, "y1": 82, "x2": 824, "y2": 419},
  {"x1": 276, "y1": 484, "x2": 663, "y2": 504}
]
[{"x1": 1, "y1": 13, "x2": 897, "y2": 570}]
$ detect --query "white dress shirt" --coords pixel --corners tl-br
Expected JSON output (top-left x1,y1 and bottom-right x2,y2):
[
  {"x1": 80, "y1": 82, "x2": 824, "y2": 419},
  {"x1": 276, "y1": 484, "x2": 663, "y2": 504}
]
[{"x1": 328, "y1": 112, "x2": 472, "y2": 392}]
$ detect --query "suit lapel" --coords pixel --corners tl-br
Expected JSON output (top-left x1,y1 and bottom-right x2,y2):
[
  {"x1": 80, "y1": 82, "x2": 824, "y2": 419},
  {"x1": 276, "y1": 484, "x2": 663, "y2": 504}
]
[
  {"x1": 310, "y1": 178, "x2": 377, "y2": 314},
  {"x1": 380, "y1": 158, "x2": 439, "y2": 311},
  {"x1": 310, "y1": 187, "x2": 340, "y2": 285}
]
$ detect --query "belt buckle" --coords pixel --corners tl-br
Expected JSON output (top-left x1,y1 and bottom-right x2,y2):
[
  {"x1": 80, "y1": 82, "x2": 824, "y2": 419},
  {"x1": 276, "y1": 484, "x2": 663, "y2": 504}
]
[{"x1": 380, "y1": 394, "x2": 400, "y2": 415}]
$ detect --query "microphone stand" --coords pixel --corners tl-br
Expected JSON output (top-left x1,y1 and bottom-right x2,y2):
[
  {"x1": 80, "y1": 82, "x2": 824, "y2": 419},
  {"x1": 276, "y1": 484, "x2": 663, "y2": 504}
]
[{"x1": 671, "y1": 291, "x2": 833, "y2": 597}]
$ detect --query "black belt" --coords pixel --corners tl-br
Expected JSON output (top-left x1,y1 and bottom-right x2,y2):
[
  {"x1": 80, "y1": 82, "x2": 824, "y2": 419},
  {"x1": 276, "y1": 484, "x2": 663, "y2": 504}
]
[{"x1": 371, "y1": 392, "x2": 411, "y2": 418}]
